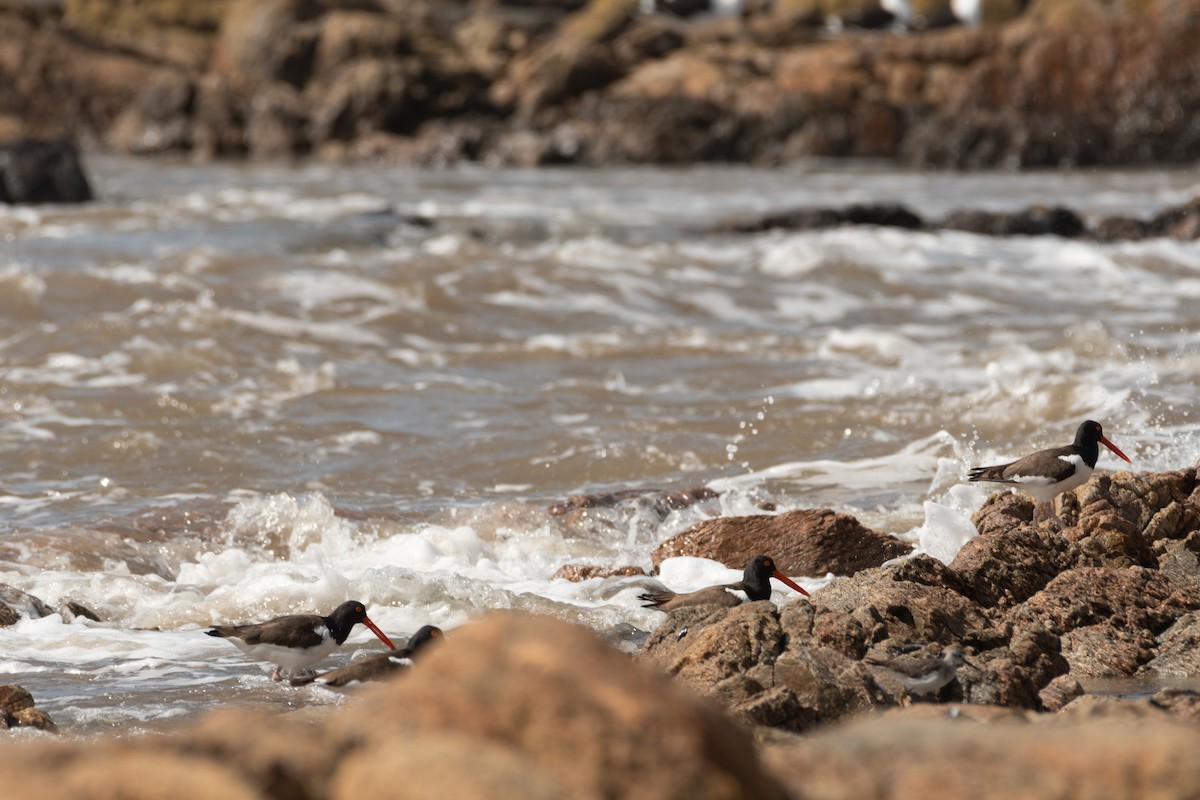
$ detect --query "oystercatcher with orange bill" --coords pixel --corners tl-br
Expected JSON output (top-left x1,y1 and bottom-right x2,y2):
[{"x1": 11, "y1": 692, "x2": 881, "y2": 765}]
[
  {"x1": 292, "y1": 624, "x2": 443, "y2": 688},
  {"x1": 968, "y1": 420, "x2": 1132, "y2": 527},
  {"x1": 639, "y1": 555, "x2": 810, "y2": 612},
  {"x1": 206, "y1": 600, "x2": 395, "y2": 681}
]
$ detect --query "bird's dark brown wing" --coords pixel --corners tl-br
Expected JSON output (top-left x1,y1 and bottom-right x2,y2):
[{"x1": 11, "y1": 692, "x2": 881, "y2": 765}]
[{"x1": 969, "y1": 445, "x2": 1077, "y2": 484}]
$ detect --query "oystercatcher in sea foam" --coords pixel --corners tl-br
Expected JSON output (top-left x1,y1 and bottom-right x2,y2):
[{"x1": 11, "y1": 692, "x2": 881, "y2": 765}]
[
  {"x1": 206, "y1": 600, "x2": 395, "y2": 681},
  {"x1": 639, "y1": 555, "x2": 810, "y2": 611},
  {"x1": 968, "y1": 420, "x2": 1132, "y2": 527},
  {"x1": 291, "y1": 624, "x2": 443, "y2": 688}
]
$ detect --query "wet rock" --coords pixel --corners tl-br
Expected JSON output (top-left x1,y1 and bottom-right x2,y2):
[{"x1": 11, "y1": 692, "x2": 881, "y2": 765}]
[
  {"x1": 940, "y1": 205, "x2": 1086, "y2": 237},
  {"x1": 546, "y1": 486, "x2": 717, "y2": 517},
  {"x1": 0, "y1": 140, "x2": 94, "y2": 204},
  {"x1": 552, "y1": 563, "x2": 647, "y2": 581},
  {"x1": 723, "y1": 202, "x2": 925, "y2": 233},
  {"x1": 0, "y1": 585, "x2": 55, "y2": 621},
  {"x1": 0, "y1": 685, "x2": 58, "y2": 734},
  {"x1": 651, "y1": 508, "x2": 912, "y2": 578},
  {"x1": 58, "y1": 600, "x2": 102, "y2": 623},
  {"x1": 1039, "y1": 674, "x2": 1084, "y2": 712}
]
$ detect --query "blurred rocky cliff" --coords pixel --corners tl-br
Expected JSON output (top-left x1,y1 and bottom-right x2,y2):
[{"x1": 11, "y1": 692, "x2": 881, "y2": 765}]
[{"x1": 1, "y1": 0, "x2": 1197, "y2": 167}]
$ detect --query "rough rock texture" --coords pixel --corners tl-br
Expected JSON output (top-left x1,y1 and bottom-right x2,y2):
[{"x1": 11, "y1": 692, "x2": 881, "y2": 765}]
[
  {"x1": 639, "y1": 468, "x2": 1200, "y2": 727},
  {"x1": 651, "y1": 507, "x2": 912, "y2": 578},
  {"x1": 3, "y1": 0, "x2": 1200, "y2": 168},
  {"x1": 0, "y1": 613, "x2": 787, "y2": 800},
  {"x1": 0, "y1": 584, "x2": 101, "y2": 627}
]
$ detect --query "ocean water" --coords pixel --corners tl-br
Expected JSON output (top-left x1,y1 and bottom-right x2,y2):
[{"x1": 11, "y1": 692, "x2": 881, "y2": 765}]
[{"x1": 2, "y1": 157, "x2": 1199, "y2": 734}]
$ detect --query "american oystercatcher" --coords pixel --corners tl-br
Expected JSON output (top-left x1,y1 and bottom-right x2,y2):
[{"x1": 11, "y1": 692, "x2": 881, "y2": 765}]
[
  {"x1": 968, "y1": 420, "x2": 1132, "y2": 526},
  {"x1": 639, "y1": 555, "x2": 810, "y2": 612},
  {"x1": 291, "y1": 624, "x2": 443, "y2": 688},
  {"x1": 206, "y1": 600, "x2": 395, "y2": 681},
  {"x1": 866, "y1": 645, "x2": 967, "y2": 699}
]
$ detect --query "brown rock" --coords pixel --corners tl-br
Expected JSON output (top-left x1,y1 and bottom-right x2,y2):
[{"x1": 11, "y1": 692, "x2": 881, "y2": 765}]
[
  {"x1": 1039, "y1": 674, "x2": 1084, "y2": 712},
  {"x1": 0, "y1": 685, "x2": 35, "y2": 716},
  {"x1": 950, "y1": 514, "x2": 1077, "y2": 608},
  {"x1": 1009, "y1": 567, "x2": 1192, "y2": 676},
  {"x1": 1150, "y1": 689, "x2": 1200, "y2": 722},
  {"x1": 334, "y1": 611, "x2": 789, "y2": 800},
  {"x1": 815, "y1": 563, "x2": 990, "y2": 645},
  {"x1": 211, "y1": 0, "x2": 321, "y2": 89},
  {"x1": 331, "y1": 734, "x2": 569, "y2": 800},
  {"x1": 764, "y1": 711, "x2": 1200, "y2": 800},
  {"x1": 1142, "y1": 611, "x2": 1200, "y2": 676},
  {"x1": 0, "y1": 139, "x2": 94, "y2": 205},
  {"x1": 651, "y1": 508, "x2": 912, "y2": 578},
  {"x1": 8, "y1": 708, "x2": 58, "y2": 735},
  {"x1": 553, "y1": 563, "x2": 647, "y2": 581},
  {"x1": 0, "y1": 685, "x2": 58, "y2": 735}
]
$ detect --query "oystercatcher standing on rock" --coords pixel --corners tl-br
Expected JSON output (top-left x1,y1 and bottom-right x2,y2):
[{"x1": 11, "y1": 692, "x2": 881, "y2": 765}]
[
  {"x1": 206, "y1": 600, "x2": 395, "y2": 681},
  {"x1": 291, "y1": 624, "x2": 443, "y2": 688},
  {"x1": 639, "y1": 555, "x2": 810, "y2": 611},
  {"x1": 968, "y1": 420, "x2": 1132, "y2": 527}
]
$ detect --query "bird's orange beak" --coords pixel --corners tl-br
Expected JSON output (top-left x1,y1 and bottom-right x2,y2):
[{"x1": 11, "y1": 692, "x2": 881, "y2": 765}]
[
  {"x1": 362, "y1": 616, "x2": 395, "y2": 650},
  {"x1": 771, "y1": 570, "x2": 812, "y2": 598},
  {"x1": 1100, "y1": 435, "x2": 1132, "y2": 464}
]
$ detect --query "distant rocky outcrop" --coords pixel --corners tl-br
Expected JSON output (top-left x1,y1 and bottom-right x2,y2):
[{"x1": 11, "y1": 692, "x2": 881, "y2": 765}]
[
  {"x1": 2, "y1": 0, "x2": 1200, "y2": 169},
  {"x1": 721, "y1": 197, "x2": 1200, "y2": 241}
]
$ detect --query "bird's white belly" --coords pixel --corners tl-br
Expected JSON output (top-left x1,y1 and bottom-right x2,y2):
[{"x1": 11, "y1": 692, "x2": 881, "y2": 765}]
[
  {"x1": 1013, "y1": 458, "x2": 1092, "y2": 504},
  {"x1": 230, "y1": 638, "x2": 338, "y2": 672}
]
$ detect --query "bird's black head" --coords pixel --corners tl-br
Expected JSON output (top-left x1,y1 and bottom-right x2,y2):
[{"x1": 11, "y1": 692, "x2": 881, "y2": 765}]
[
  {"x1": 329, "y1": 600, "x2": 369, "y2": 625},
  {"x1": 746, "y1": 555, "x2": 775, "y2": 578},
  {"x1": 1076, "y1": 420, "x2": 1104, "y2": 443},
  {"x1": 408, "y1": 624, "x2": 444, "y2": 653}
]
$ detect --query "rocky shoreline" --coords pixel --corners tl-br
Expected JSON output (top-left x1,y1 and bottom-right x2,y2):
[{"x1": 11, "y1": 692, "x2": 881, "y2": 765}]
[
  {"x1": 3, "y1": 0, "x2": 1200, "y2": 169},
  {"x1": 4, "y1": 467, "x2": 1200, "y2": 795}
]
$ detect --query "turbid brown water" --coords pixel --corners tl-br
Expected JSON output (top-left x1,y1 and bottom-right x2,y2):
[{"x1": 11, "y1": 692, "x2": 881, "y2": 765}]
[{"x1": 2, "y1": 157, "x2": 1199, "y2": 733}]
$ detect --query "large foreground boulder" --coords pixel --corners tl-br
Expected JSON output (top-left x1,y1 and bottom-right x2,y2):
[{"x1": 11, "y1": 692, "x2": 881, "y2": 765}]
[
  {"x1": 764, "y1": 705, "x2": 1200, "y2": 800},
  {"x1": 0, "y1": 612, "x2": 787, "y2": 800}
]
